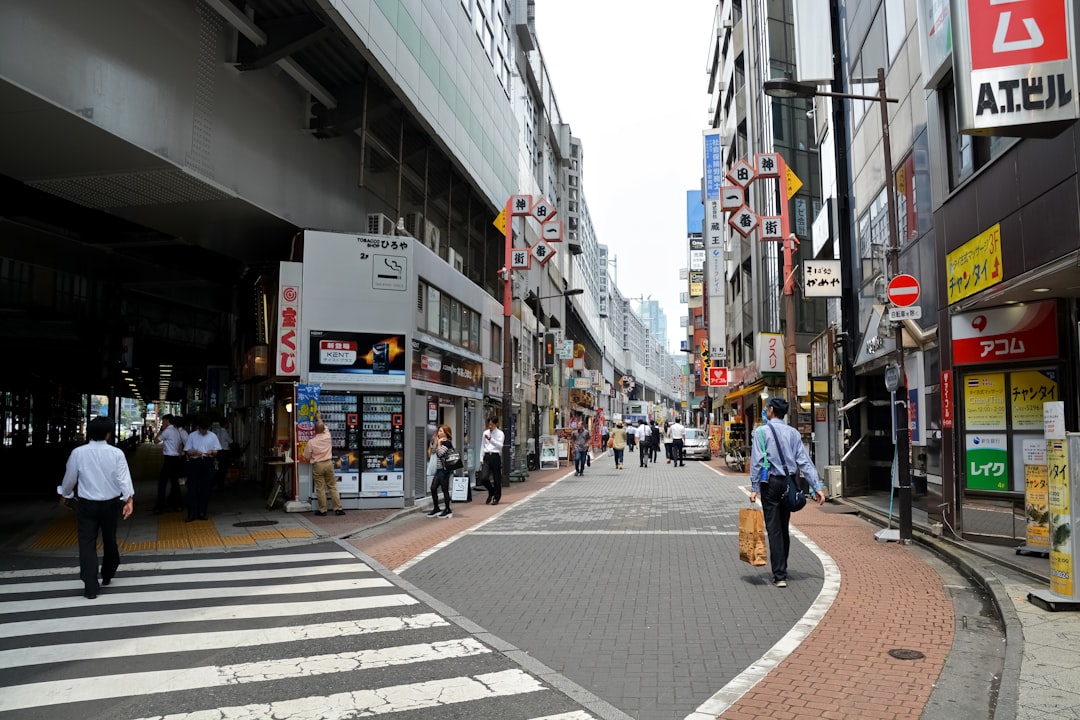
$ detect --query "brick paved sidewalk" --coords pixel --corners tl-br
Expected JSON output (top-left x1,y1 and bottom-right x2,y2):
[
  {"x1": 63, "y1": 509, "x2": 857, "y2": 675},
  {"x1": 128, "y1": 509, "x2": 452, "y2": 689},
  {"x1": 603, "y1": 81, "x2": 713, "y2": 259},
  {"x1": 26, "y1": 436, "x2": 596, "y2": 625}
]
[{"x1": 713, "y1": 505, "x2": 955, "y2": 720}]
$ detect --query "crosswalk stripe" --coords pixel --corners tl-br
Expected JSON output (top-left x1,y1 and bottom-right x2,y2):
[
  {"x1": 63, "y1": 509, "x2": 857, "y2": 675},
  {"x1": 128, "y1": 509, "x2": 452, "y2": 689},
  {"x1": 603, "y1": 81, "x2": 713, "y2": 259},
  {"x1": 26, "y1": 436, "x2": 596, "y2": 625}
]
[
  {"x1": 127, "y1": 668, "x2": 547, "y2": 720},
  {"x1": 0, "y1": 576, "x2": 392, "y2": 615},
  {"x1": 0, "y1": 613, "x2": 449, "y2": 669},
  {"x1": 0, "y1": 638, "x2": 493, "y2": 711},
  {"x1": 0, "y1": 593, "x2": 419, "y2": 639},
  {"x1": 0, "y1": 562, "x2": 372, "y2": 595},
  {"x1": 0, "y1": 550, "x2": 359, "y2": 580},
  {"x1": 529, "y1": 713, "x2": 598, "y2": 720}
]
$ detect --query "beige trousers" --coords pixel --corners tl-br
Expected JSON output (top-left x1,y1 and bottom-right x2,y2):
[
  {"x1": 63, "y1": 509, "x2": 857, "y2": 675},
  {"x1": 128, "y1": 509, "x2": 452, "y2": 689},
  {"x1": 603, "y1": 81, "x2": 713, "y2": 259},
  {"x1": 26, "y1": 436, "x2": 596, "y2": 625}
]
[{"x1": 312, "y1": 460, "x2": 342, "y2": 512}]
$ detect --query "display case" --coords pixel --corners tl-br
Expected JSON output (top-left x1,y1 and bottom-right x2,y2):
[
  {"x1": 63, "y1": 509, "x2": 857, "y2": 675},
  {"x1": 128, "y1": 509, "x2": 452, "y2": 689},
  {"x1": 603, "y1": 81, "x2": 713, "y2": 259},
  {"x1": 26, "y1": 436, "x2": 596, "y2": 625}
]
[{"x1": 318, "y1": 393, "x2": 361, "y2": 494}]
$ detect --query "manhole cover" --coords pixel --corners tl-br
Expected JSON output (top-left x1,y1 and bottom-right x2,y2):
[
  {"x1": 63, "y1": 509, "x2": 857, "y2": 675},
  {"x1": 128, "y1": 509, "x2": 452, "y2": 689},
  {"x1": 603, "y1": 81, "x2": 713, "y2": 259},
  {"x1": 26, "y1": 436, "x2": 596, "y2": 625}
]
[
  {"x1": 233, "y1": 520, "x2": 280, "y2": 528},
  {"x1": 888, "y1": 649, "x2": 925, "y2": 660}
]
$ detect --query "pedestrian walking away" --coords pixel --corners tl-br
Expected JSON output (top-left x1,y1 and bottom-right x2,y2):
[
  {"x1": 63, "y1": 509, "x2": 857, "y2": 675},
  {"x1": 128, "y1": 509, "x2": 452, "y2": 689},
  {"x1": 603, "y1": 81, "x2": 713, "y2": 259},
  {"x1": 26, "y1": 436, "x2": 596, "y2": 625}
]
[
  {"x1": 610, "y1": 422, "x2": 627, "y2": 469},
  {"x1": 58, "y1": 416, "x2": 135, "y2": 599},
  {"x1": 626, "y1": 422, "x2": 636, "y2": 453},
  {"x1": 648, "y1": 419, "x2": 660, "y2": 463},
  {"x1": 670, "y1": 419, "x2": 687, "y2": 466},
  {"x1": 184, "y1": 415, "x2": 222, "y2": 522},
  {"x1": 480, "y1": 415, "x2": 504, "y2": 505},
  {"x1": 663, "y1": 421, "x2": 674, "y2": 463},
  {"x1": 571, "y1": 418, "x2": 591, "y2": 476},
  {"x1": 303, "y1": 415, "x2": 345, "y2": 516},
  {"x1": 636, "y1": 421, "x2": 651, "y2": 467},
  {"x1": 153, "y1": 413, "x2": 185, "y2": 513},
  {"x1": 748, "y1": 398, "x2": 826, "y2": 586},
  {"x1": 428, "y1": 425, "x2": 454, "y2": 518}
]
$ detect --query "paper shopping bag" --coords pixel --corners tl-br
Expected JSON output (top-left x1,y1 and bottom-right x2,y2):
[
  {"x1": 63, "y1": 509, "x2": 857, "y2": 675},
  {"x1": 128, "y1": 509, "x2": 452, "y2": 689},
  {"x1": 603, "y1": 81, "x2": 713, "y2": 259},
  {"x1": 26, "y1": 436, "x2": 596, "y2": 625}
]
[{"x1": 738, "y1": 508, "x2": 768, "y2": 566}]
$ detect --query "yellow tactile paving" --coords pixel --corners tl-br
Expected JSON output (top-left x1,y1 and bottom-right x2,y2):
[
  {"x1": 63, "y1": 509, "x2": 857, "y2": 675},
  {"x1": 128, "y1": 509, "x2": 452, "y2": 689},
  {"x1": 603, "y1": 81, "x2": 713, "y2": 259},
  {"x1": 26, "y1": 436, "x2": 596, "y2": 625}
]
[
  {"x1": 221, "y1": 535, "x2": 257, "y2": 546},
  {"x1": 278, "y1": 528, "x2": 314, "y2": 539},
  {"x1": 250, "y1": 529, "x2": 285, "y2": 540},
  {"x1": 29, "y1": 515, "x2": 79, "y2": 550},
  {"x1": 120, "y1": 541, "x2": 157, "y2": 552}
]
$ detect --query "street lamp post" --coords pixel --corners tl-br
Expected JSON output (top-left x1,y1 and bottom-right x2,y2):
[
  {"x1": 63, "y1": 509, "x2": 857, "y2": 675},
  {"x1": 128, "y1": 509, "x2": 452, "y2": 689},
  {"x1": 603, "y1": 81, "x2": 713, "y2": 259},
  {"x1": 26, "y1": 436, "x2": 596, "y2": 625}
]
[
  {"x1": 763, "y1": 67, "x2": 910, "y2": 542},
  {"x1": 531, "y1": 287, "x2": 583, "y2": 469}
]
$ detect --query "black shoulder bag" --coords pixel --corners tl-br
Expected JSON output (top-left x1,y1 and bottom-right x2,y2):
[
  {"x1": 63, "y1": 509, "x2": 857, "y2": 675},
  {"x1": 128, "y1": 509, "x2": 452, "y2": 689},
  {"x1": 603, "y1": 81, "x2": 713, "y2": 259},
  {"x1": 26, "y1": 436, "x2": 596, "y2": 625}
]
[{"x1": 766, "y1": 424, "x2": 807, "y2": 512}]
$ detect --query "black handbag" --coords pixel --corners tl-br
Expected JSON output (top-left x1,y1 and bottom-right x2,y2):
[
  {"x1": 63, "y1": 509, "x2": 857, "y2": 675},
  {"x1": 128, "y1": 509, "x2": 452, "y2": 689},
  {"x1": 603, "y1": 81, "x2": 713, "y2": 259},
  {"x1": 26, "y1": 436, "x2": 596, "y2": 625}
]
[
  {"x1": 767, "y1": 424, "x2": 807, "y2": 512},
  {"x1": 477, "y1": 461, "x2": 490, "y2": 482},
  {"x1": 443, "y1": 443, "x2": 463, "y2": 471}
]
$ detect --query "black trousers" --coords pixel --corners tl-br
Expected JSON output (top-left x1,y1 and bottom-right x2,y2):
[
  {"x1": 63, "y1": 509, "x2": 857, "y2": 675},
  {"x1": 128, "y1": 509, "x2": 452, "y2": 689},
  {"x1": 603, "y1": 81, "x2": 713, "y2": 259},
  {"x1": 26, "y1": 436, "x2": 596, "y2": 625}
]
[
  {"x1": 482, "y1": 452, "x2": 502, "y2": 500},
  {"x1": 672, "y1": 439, "x2": 685, "y2": 465},
  {"x1": 187, "y1": 457, "x2": 214, "y2": 518},
  {"x1": 760, "y1": 479, "x2": 792, "y2": 581},
  {"x1": 78, "y1": 497, "x2": 122, "y2": 594},
  {"x1": 430, "y1": 468, "x2": 451, "y2": 511},
  {"x1": 156, "y1": 455, "x2": 184, "y2": 510}
]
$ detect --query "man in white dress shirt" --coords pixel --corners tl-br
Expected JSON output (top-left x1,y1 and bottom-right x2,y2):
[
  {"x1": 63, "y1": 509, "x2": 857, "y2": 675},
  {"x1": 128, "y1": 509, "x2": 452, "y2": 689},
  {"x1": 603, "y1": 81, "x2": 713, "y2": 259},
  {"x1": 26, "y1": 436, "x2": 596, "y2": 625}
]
[
  {"x1": 184, "y1": 416, "x2": 222, "y2": 522},
  {"x1": 59, "y1": 416, "x2": 135, "y2": 599},
  {"x1": 154, "y1": 414, "x2": 185, "y2": 513}
]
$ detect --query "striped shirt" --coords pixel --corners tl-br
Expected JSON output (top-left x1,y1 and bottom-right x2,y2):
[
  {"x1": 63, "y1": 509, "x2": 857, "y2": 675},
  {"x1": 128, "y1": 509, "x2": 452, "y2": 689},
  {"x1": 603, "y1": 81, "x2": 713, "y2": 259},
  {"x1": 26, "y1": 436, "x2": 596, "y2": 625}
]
[{"x1": 749, "y1": 418, "x2": 822, "y2": 494}]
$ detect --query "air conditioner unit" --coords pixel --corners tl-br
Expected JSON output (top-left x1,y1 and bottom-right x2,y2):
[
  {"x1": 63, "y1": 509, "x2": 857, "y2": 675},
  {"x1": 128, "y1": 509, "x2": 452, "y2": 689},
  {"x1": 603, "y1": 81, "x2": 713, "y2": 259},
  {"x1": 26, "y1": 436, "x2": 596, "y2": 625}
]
[
  {"x1": 403, "y1": 212, "x2": 425, "y2": 239},
  {"x1": 825, "y1": 465, "x2": 842, "y2": 497},
  {"x1": 448, "y1": 248, "x2": 464, "y2": 273},
  {"x1": 423, "y1": 221, "x2": 441, "y2": 254},
  {"x1": 367, "y1": 213, "x2": 394, "y2": 236}
]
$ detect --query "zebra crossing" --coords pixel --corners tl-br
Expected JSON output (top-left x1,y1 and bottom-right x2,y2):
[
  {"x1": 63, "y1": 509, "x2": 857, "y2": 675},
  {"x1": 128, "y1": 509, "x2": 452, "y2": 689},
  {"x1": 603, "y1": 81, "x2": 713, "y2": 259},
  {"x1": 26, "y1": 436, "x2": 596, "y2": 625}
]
[{"x1": 0, "y1": 543, "x2": 598, "y2": 720}]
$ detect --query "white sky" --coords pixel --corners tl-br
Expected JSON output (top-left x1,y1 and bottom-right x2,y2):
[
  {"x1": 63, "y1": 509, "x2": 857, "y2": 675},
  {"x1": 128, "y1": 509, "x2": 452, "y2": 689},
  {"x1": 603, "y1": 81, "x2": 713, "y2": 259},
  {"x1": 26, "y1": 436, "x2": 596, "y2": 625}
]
[{"x1": 534, "y1": 2, "x2": 717, "y2": 352}]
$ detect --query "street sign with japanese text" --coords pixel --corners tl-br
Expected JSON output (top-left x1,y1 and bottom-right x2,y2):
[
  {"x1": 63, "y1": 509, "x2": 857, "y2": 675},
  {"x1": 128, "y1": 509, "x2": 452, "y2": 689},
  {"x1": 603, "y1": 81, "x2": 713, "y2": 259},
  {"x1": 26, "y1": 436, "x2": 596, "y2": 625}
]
[
  {"x1": 542, "y1": 219, "x2": 564, "y2": 242},
  {"x1": 510, "y1": 194, "x2": 532, "y2": 215},
  {"x1": 530, "y1": 196, "x2": 556, "y2": 223},
  {"x1": 708, "y1": 367, "x2": 729, "y2": 387},
  {"x1": 755, "y1": 152, "x2": 781, "y2": 178},
  {"x1": 493, "y1": 208, "x2": 507, "y2": 234},
  {"x1": 531, "y1": 240, "x2": 556, "y2": 265},
  {"x1": 721, "y1": 186, "x2": 744, "y2": 211},
  {"x1": 510, "y1": 248, "x2": 531, "y2": 270},
  {"x1": 887, "y1": 274, "x2": 921, "y2": 307},
  {"x1": 803, "y1": 259, "x2": 842, "y2": 297},
  {"x1": 727, "y1": 159, "x2": 756, "y2": 188},
  {"x1": 760, "y1": 216, "x2": 782, "y2": 240},
  {"x1": 785, "y1": 166, "x2": 803, "y2": 199},
  {"x1": 888, "y1": 306, "x2": 923, "y2": 321},
  {"x1": 729, "y1": 206, "x2": 759, "y2": 237}
]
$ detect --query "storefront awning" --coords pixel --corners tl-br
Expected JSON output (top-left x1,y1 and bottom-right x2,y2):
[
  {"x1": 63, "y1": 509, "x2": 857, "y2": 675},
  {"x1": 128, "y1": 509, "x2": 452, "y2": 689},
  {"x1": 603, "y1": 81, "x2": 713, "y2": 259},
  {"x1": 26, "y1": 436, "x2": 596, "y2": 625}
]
[{"x1": 721, "y1": 380, "x2": 767, "y2": 403}]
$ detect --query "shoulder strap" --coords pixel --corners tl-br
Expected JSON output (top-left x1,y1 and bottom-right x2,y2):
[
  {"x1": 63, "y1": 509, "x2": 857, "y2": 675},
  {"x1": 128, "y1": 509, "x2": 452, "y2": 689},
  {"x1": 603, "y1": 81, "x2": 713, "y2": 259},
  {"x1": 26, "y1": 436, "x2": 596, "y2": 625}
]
[
  {"x1": 766, "y1": 423, "x2": 792, "y2": 475},
  {"x1": 756, "y1": 426, "x2": 769, "y2": 469}
]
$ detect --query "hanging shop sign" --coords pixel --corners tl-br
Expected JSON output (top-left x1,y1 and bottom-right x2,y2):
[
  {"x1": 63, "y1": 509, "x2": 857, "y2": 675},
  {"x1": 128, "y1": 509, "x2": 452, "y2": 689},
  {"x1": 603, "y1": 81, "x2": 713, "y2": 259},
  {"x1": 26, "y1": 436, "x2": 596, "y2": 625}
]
[
  {"x1": 276, "y1": 262, "x2": 303, "y2": 376},
  {"x1": 307, "y1": 331, "x2": 406, "y2": 384},
  {"x1": 803, "y1": 260, "x2": 843, "y2": 297},
  {"x1": 411, "y1": 339, "x2": 483, "y2": 395},
  {"x1": 951, "y1": 301, "x2": 1058, "y2": 365},
  {"x1": 756, "y1": 333, "x2": 785, "y2": 374},
  {"x1": 946, "y1": 224, "x2": 1003, "y2": 304},
  {"x1": 951, "y1": 0, "x2": 1080, "y2": 136}
]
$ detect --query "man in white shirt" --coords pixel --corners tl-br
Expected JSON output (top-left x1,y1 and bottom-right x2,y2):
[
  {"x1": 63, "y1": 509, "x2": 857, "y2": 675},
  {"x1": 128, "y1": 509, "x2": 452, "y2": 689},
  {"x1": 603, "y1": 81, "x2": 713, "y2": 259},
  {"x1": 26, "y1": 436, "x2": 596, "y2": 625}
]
[
  {"x1": 184, "y1": 416, "x2": 222, "y2": 522},
  {"x1": 480, "y1": 416, "x2": 505, "y2": 505},
  {"x1": 154, "y1": 414, "x2": 185, "y2": 513},
  {"x1": 636, "y1": 422, "x2": 651, "y2": 467},
  {"x1": 59, "y1": 416, "x2": 135, "y2": 599},
  {"x1": 212, "y1": 418, "x2": 234, "y2": 490},
  {"x1": 669, "y1": 420, "x2": 687, "y2": 467}
]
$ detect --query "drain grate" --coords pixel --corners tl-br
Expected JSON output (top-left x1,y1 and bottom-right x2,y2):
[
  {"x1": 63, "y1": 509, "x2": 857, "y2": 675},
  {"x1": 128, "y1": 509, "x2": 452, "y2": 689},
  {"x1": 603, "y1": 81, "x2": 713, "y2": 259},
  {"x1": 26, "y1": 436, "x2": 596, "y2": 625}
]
[
  {"x1": 232, "y1": 520, "x2": 280, "y2": 528},
  {"x1": 888, "y1": 649, "x2": 926, "y2": 660}
]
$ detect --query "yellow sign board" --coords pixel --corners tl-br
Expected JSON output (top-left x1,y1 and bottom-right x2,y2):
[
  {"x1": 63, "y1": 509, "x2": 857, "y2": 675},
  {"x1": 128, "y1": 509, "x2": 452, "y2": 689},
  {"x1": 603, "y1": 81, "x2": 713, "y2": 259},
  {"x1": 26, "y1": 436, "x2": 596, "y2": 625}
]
[
  {"x1": 946, "y1": 223, "x2": 1002, "y2": 304},
  {"x1": 785, "y1": 167, "x2": 803, "y2": 199},
  {"x1": 1047, "y1": 439, "x2": 1072, "y2": 597},
  {"x1": 493, "y1": 208, "x2": 507, "y2": 235},
  {"x1": 1010, "y1": 369, "x2": 1058, "y2": 430},
  {"x1": 962, "y1": 373, "x2": 1006, "y2": 429}
]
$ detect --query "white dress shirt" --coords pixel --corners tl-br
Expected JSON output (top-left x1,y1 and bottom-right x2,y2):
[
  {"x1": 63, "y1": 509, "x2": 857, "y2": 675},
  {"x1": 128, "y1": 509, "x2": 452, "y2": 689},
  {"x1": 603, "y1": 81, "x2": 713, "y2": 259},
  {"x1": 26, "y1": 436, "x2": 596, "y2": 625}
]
[
  {"x1": 636, "y1": 424, "x2": 651, "y2": 443},
  {"x1": 481, "y1": 427, "x2": 504, "y2": 454},
  {"x1": 185, "y1": 430, "x2": 222, "y2": 456},
  {"x1": 670, "y1": 422, "x2": 686, "y2": 441},
  {"x1": 60, "y1": 441, "x2": 134, "y2": 501},
  {"x1": 156, "y1": 424, "x2": 183, "y2": 456}
]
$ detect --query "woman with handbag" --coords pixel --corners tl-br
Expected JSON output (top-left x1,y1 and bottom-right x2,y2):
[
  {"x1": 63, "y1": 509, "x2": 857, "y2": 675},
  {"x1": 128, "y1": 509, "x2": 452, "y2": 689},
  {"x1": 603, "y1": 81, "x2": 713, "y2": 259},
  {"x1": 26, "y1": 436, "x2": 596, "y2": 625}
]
[{"x1": 427, "y1": 424, "x2": 455, "y2": 519}]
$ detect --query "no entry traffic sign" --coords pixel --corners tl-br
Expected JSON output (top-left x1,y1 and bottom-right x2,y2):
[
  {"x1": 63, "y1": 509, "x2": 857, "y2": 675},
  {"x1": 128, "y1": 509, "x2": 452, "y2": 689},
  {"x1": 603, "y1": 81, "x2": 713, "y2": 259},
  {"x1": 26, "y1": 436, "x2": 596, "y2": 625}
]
[{"x1": 887, "y1": 274, "x2": 921, "y2": 307}]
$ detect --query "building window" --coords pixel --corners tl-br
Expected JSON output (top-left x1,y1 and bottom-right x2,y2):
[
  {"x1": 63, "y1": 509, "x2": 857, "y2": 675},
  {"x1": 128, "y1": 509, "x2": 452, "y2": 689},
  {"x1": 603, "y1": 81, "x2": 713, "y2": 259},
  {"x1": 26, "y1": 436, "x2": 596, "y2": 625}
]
[
  {"x1": 941, "y1": 78, "x2": 1016, "y2": 190},
  {"x1": 491, "y1": 322, "x2": 503, "y2": 363}
]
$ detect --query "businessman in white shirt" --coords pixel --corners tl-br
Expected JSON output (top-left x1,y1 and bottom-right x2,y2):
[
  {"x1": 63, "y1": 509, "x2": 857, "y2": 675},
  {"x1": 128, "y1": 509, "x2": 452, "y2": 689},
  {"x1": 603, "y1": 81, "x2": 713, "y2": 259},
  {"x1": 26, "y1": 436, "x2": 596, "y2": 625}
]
[{"x1": 59, "y1": 416, "x2": 135, "y2": 599}]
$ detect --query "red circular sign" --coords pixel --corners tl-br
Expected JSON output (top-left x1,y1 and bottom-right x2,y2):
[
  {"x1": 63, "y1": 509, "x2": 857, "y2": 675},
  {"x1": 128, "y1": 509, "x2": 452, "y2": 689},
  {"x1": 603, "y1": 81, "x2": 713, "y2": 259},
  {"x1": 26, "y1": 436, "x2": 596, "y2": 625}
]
[{"x1": 887, "y1": 274, "x2": 921, "y2": 307}]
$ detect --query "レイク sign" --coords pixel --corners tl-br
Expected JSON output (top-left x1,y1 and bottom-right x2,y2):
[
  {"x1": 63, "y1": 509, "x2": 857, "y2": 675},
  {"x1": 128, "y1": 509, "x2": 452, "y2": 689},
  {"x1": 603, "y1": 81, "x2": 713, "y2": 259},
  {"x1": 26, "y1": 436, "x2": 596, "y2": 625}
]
[
  {"x1": 952, "y1": 0, "x2": 1079, "y2": 135},
  {"x1": 276, "y1": 261, "x2": 303, "y2": 376}
]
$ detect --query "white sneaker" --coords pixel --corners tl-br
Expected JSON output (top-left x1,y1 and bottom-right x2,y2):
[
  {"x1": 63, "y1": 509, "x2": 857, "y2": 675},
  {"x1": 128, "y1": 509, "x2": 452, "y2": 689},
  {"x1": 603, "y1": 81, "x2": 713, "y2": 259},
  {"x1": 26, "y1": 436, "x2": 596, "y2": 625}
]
[{"x1": 774, "y1": 580, "x2": 787, "y2": 588}]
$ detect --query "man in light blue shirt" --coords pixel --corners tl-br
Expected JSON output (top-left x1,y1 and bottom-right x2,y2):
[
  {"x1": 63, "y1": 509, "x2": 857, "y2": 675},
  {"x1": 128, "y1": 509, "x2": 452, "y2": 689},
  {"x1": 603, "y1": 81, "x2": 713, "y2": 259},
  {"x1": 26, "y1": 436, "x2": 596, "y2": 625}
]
[{"x1": 749, "y1": 398, "x2": 825, "y2": 587}]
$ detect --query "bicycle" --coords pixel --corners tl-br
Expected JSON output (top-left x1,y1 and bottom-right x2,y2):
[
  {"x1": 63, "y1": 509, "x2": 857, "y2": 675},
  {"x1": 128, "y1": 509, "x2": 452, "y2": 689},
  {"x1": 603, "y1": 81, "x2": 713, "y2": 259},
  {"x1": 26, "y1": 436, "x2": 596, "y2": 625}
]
[{"x1": 724, "y1": 443, "x2": 746, "y2": 473}]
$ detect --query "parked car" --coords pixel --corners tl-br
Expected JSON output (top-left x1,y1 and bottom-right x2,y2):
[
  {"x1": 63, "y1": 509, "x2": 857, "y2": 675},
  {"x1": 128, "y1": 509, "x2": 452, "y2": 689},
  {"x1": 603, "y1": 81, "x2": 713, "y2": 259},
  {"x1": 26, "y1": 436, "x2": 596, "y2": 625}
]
[{"x1": 681, "y1": 428, "x2": 712, "y2": 460}]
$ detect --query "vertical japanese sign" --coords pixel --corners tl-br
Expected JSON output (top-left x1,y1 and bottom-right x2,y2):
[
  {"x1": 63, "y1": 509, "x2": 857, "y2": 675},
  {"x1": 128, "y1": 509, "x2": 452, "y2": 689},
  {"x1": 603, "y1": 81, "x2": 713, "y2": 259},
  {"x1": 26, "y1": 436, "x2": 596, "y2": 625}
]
[
  {"x1": 276, "y1": 261, "x2": 303, "y2": 376},
  {"x1": 941, "y1": 370, "x2": 954, "y2": 429},
  {"x1": 757, "y1": 333, "x2": 785, "y2": 373},
  {"x1": 703, "y1": 130, "x2": 727, "y2": 373},
  {"x1": 952, "y1": 0, "x2": 1079, "y2": 134},
  {"x1": 1023, "y1": 438, "x2": 1050, "y2": 551},
  {"x1": 1045, "y1": 404, "x2": 1071, "y2": 596},
  {"x1": 295, "y1": 384, "x2": 321, "y2": 461}
]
